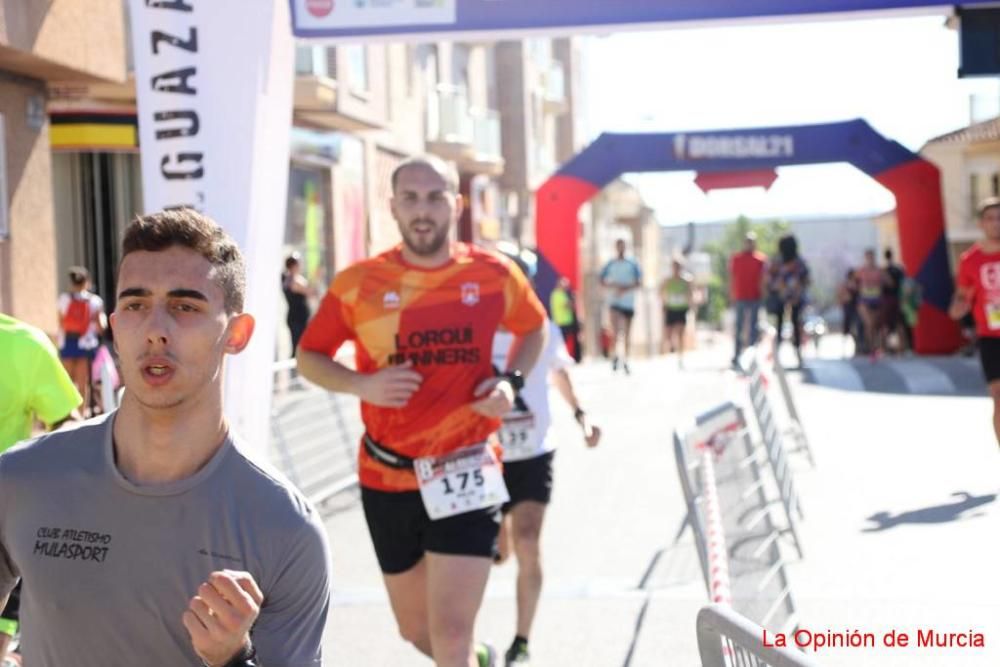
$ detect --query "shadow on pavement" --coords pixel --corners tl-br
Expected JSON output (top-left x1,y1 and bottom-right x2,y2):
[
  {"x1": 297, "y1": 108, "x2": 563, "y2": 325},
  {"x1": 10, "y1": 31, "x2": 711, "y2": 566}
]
[
  {"x1": 862, "y1": 491, "x2": 996, "y2": 532},
  {"x1": 801, "y1": 357, "x2": 987, "y2": 396}
]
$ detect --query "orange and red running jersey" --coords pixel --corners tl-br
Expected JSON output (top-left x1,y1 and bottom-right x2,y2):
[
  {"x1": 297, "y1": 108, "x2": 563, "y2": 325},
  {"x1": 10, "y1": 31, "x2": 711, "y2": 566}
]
[
  {"x1": 957, "y1": 243, "x2": 1000, "y2": 338},
  {"x1": 299, "y1": 243, "x2": 547, "y2": 492}
]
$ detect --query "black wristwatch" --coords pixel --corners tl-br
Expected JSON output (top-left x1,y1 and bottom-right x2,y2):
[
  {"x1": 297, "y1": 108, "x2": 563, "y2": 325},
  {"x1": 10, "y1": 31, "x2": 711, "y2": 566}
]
[
  {"x1": 203, "y1": 641, "x2": 258, "y2": 667},
  {"x1": 500, "y1": 369, "x2": 525, "y2": 393}
]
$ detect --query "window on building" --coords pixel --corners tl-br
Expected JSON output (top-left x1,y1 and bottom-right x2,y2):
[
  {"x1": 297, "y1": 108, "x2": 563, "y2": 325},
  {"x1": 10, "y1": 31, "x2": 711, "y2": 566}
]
[
  {"x1": 405, "y1": 45, "x2": 414, "y2": 97},
  {"x1": 295, "y1": 46, "x2": 317, "y2": 75},
  {"x1": 285, "y1": 164, "x2": 332, "y2": 289},
  {"x1": 971, "y1": 173, "x2": 981, "y2": 224},
  {"x1": 345, "y1": 45, "x2": 368, "y2": 92},
  {"x1": 51, "y1": 152, "x2": 143, "y2": 311},
  {"x1": 324, "y1": 47, "x2": 337, "y2": 79},
  {"x1": 452, "y1": 44, "x2": 470, "y2": 91}
]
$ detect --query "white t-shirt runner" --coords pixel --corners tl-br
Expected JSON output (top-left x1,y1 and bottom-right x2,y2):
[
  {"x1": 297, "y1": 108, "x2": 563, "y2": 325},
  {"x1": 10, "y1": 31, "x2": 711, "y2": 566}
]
[{"x1": 492, "y1": 320, "x2": 574, "y2": 462}]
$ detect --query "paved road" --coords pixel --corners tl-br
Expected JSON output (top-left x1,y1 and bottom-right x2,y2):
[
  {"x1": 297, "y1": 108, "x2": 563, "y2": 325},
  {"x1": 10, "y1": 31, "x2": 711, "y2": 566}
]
[{"x1": 313, "y1": 333, "x2": 999, "y2": 665}]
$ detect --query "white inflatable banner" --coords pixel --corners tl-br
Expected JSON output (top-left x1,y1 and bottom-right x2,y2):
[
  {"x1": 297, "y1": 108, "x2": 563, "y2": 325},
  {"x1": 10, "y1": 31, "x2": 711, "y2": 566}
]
[{"x1": 129, "y1": 0, "x2": 295, "y2": 451}]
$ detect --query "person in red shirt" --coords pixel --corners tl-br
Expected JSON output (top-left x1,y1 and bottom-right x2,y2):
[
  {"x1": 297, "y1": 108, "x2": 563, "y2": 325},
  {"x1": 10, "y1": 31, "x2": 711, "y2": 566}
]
[
  {"x1": 951, "y1": 196, "x2": 1000, "y2": 447},
  {"x1": 297, "y1": 155, "x2": 547, "y2": 667},
  {"x1": 729, "y1": 232, "x2": 768, "y2": 366}
]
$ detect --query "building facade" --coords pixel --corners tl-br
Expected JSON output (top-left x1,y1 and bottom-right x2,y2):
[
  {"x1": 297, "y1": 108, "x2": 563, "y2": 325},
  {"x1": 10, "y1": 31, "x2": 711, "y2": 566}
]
[
  {"x1": 921, "y1": 117, "x2": 1000, "y2": 271},
  {"x1": 2, "y1": 3, "x2": 585, "y2": 354},
  {"x1": 0, "y1": 0, "x2": 127, "y2": 333}
]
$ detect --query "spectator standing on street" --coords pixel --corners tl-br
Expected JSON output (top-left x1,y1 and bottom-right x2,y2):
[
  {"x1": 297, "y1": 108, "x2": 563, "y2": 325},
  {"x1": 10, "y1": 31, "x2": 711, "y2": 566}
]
[
  {"x1": 950, "y1": 196, "x2": 1000, "y2": 447},
  {"x1": 729, "y1": 232, "x2": 768, "y2": 367},
  {"x1": 838, "y1": 269, "x2": 861, "y2": 356},
  {"x1": 900, "y1": 275, "x2": 922, "y2": 353},
  {"x1": 0, "y1": 209, "x2": 332, "y2": 666},
  {"x1": 57, "y1": 266, "x2": 106, "y2": 415},
  {"x1": 600, "y1": 239, "x2": 642, "y2": 375},
  {"x1": 549, "y1": 276, "x2": 582, "y2": 363},
  {"x1": 773, "y1": 234, "x2": 810, "y2": 367},
  {"x1": 282, "y1": 252, "x2": 316, "y2": 356},
  {"x1": 881, "y1": 248, "x2": 906, "y2": 354}
]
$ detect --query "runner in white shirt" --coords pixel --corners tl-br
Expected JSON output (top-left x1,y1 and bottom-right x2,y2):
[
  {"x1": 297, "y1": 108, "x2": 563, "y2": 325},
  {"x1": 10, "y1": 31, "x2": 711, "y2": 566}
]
[{"x1": 492, "y1": 270, "x2": 600, "y2": 666}]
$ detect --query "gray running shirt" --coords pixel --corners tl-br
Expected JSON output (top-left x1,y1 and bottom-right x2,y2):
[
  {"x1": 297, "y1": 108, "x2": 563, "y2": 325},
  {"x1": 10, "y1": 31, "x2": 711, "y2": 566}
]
[{"x1": 0, "y1": 413, "x2": 330, "y2": 666}]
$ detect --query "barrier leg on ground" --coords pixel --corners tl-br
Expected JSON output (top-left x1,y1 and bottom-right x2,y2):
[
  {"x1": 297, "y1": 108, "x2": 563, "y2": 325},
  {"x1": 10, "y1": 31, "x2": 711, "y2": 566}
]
[
  {"x1": 771, "y1": 360, "x2": 816, "y2": 467},
  {"x1": 747, "y1": 358, "x2": 806, "y2": 558},
  {"x1": 696, "y1": 604, "x2": 822, "y2": 667}
]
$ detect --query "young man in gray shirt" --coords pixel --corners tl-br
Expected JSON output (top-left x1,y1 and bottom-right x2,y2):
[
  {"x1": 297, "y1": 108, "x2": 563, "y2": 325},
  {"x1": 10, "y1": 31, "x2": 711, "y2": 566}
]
[{"x1": 0, "y1": 209, "x2": 331, "y2": 666}]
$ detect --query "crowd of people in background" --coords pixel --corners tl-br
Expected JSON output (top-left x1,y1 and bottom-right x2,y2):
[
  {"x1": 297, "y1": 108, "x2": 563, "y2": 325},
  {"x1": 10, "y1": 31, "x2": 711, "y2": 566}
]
[
  {"x1": 728, "y1": 232, "x2": 812, "y2": 368},
  {"x1": 838, "y1": 248, "x2": 921, "y2": 359}
]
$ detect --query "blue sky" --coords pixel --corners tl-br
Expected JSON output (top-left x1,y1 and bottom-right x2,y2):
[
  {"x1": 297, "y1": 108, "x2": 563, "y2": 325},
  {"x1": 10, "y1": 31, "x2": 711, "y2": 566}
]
[{"x1": 583, "y1": 13, "x2": 1000, "y2": 225}]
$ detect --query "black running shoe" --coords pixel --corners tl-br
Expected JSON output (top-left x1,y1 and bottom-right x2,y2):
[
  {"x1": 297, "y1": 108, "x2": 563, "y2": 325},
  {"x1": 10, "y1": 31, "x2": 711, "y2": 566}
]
[{"x1": 504, "y1": 639, "x2": 530, "y2": 666}]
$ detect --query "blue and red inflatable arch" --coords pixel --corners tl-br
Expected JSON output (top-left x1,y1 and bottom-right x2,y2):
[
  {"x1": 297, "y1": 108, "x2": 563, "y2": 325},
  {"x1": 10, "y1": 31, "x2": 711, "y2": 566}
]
[{"x1": 535, "y1": 119, "x2": 960, "y2": 354}]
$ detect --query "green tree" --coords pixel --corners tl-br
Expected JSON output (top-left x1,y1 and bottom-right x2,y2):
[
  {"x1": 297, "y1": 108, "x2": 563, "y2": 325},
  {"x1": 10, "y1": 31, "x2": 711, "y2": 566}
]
[{"x1": 701, "y1": 216, "x2": 790, "y2": 325}]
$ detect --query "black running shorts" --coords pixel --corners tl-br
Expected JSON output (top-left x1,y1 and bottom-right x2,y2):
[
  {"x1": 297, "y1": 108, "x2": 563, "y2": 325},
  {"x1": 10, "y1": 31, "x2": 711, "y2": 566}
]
[
  {"x1": 664, "y1": 308, "x2": 688, "y2": 327},
  {"x1": 361, "y1": 487, "x2": 501, "y2": 574},
  {"x1": 610, "y1": 304, "x2": 635, "y2": 321},
  {"x1": 979, "y1": 336, "x2": 1000, "y2": 383},
  {"x1": 501, "y1": 451, "x2": 555, "y2": 513}
]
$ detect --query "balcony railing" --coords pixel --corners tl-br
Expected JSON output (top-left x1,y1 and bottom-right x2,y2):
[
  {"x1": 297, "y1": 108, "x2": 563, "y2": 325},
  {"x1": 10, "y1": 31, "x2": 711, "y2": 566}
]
[
  {"x1": 545, "y1": 62, "x2": 566, "y2": 105},
  {"x1": 426, "y1": 84, "x2": 473, "y2": 146},
  {"x1": 471, "y1": 108, "x2": 501, "y2": 159}
]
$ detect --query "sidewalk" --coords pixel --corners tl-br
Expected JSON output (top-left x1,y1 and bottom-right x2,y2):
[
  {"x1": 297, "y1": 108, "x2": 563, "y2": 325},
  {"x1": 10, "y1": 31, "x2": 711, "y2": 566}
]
[{"x1": 780, "y1": 361, "x2": 999, "y2": 666}]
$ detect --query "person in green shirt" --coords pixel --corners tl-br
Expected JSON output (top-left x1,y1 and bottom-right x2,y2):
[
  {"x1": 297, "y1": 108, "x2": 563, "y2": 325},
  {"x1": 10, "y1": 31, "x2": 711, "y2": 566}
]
[
  {"x1": 0, "y1": 312, "x2": 82, "y2": 663},
  {"x1": 660, "y1": 259, "x2": 694, "y2": 368},
  {"x1": 0, "y1": 313, "x2": 82, "y2": 451},
  {"x1": 548, "y1": 276, "x2": 581, "y2": 362}
]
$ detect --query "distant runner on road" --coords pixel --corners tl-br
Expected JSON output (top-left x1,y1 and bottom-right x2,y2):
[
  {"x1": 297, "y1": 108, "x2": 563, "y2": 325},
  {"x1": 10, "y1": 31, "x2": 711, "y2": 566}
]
[{"x1": 951, "y1": 196, "x2": 1000, "y2": 448}]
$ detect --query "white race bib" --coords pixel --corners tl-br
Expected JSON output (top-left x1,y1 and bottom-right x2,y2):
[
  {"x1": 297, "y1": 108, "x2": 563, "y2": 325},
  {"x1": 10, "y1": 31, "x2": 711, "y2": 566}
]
[
  {"x1": 499, "y1": 409, "x2": 541, "y2": 460},
  {"x1": 666, "y1": 293, "x2": 687, "y2": 308},
  {"x1": 987, "y1": 301, "x2": 1000, "y2": 330},
  {"x1": 414, "y1": 443, "x2": 509, "y2": 520}
]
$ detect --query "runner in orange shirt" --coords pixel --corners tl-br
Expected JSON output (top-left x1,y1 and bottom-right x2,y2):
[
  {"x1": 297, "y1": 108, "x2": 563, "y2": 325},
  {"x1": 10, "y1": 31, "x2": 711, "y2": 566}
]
[{"x1": 297, "y1": 155, "x2": 547, "y2": 667}]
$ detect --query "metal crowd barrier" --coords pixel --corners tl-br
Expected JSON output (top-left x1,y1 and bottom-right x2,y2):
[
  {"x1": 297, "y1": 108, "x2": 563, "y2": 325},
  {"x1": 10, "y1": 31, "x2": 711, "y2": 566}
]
[
  {"x1": 674, "y1": 402, "x2": 800, "y2": 633},
  {"x1": 770, "y1": 361, "x2": 816, "y2": 467},
  {"x1": 697, "y1": 604, "x2": 821, "y2": 667},
  {"x1": 673, "y1": 427, "x2": 710, "y2": 593},
  {"x1": 269, "y1": 351, "x2": 363, "y2": 511},
  {"x1": 746, "y1": 358, "x2": 805, "y2": 559}
]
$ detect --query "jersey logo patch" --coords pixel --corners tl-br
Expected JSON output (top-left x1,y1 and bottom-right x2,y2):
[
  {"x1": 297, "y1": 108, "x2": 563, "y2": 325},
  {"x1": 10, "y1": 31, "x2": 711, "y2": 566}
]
[
  {"x1": 981, "y1": 262, "x2": 1000, "y2": 290},
  {"x1": 383, "y1": 291, "x2": 401, "y2": 309},
  {"x1": 461, "y1": 282, "x2": 480, "y2": 307}
]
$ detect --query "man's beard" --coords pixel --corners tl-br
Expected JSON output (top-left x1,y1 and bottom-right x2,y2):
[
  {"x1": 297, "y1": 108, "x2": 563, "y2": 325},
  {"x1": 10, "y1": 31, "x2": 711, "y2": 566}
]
[{"x1": 401, "y1": 218, "x2": 450, "y2": 257}]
